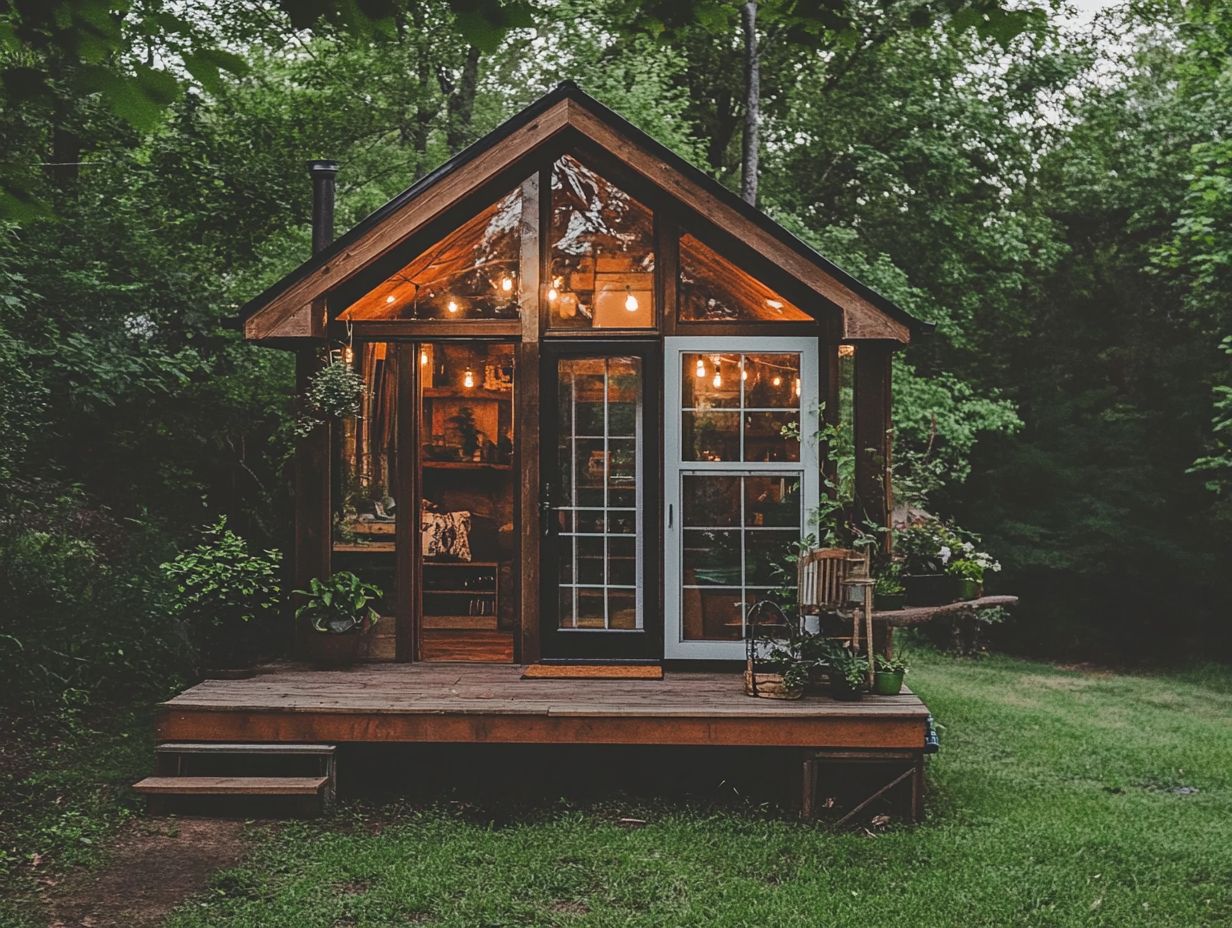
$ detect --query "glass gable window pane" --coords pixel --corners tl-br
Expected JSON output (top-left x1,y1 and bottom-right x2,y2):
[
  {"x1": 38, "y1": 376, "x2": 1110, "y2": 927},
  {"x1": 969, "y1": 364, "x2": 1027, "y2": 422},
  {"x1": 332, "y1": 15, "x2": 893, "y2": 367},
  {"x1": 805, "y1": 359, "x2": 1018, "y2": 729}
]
[
  {"x1": 340, "y1": 187, "x2": 524, "y2": 321},
  {"x1": 549, "y1": 155, "x2": 655, "y2": 329},
  {"x1": 678, "y1": 233, "x2": 812, "y2": 323}
]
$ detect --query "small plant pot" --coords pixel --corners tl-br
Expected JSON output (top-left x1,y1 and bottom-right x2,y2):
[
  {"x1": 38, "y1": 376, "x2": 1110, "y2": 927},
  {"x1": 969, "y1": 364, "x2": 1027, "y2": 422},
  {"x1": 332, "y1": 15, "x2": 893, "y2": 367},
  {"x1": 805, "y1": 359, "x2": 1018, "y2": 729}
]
[
  {"x1": 744, "y1": 669, "x2": 804, "y2": 700},
  {"x1": 956, "y1": 578, "x2": 983, "y2": 601},
  {"x1": 304, "y1": 624, "x2": 367, "y2": 667},
  {"x1": 873, "y1": 670, "x2": 906, "y2": 695},
  {"x1": 876, "y1": 592, "x2": 906, "y2": 611},
  {"x1": 830, "y1": 676, "x2": 866, "y2": 701},
  {"x1": 904, "y1": 573, "x2": 958, "y2": 606}
]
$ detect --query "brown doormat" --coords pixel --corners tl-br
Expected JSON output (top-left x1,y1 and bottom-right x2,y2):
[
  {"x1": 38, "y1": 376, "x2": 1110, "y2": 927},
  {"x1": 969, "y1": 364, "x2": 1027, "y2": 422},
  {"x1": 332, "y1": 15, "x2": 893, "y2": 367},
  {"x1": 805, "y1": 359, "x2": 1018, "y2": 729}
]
[{"x1": 521, "y1": 664, "x2": 663, "y2": 680}]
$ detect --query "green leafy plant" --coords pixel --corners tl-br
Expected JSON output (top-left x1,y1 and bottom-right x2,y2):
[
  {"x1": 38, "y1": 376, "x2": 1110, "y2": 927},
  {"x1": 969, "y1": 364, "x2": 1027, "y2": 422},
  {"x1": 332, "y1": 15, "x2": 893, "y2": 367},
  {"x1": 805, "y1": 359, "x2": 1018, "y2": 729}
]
[
  {"x1": 295, "y1": 358, "x2": 365, "y2": 438},
  {"x1": 876, "y1": 653, "x2": 909, "y2": 675},
  {"x1": 446, "y1": 407, "x2": 483, "y2": 457},
  {"x1": 874, "y1": 561, "x2": 906, "y2": 596},
  {"x1": 294, "y1": 571, "x2": 381, "y2": 635},
  {"x1": 160, "y1": 517, "x2": 282, "y2": 667},
  {"x1": 829, "y1": 647, "x2": 870, "y2": 688}
]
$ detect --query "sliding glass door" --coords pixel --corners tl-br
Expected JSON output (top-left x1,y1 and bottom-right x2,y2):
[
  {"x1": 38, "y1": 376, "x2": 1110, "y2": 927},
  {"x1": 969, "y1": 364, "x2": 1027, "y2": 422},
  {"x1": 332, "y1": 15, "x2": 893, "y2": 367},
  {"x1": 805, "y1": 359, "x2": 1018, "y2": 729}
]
[{"x1": 663, "y1": 337, "x2": 820, "y2": 659}]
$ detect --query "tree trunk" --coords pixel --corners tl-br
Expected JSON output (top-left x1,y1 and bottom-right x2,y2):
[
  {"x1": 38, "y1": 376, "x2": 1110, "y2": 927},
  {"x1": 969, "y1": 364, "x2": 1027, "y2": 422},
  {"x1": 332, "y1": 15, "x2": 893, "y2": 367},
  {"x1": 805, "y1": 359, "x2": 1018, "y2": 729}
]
[
  {"x1": 740, "y1": 0, "x2": 760, "y2": 206},
  {"x1": 444, "y1": 46, "x2": 482, "y2": 153}
]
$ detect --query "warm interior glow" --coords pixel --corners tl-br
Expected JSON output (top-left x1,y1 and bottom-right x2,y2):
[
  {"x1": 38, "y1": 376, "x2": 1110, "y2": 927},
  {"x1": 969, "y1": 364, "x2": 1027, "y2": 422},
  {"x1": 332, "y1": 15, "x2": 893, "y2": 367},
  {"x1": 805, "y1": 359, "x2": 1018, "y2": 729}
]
[
  {"x1": 772, "y1": 374, "x2": 783, "y2": 387},
  {"x1": 624, "y1": 288, "x2": 639, "y2": 312},
  {"x1": 385, "y1": 295, "x2": 395, "y2": 304},
  {"x1": 447, "y1": 299, "x2": 459, "y2": 314},
  {"x1": 342, "y1": 345, "x2": 354, "y2": 365},
  {"x1": 547, "y1": 286, "x2": 558, "y2": 302},
  {"x1": 838, "y1": 344, "x2": 856, "y2": 358},
  {"x1": 695, "y1": 357, "x2": 706, "y2": 378},
  {"x1": 712, "y1": 370, "x2": 722, "y2": 389},
  {"x1": 500, "y1": 275, "x2": 513, "y2": 293},
  {"x1": 420, "y1": 348, "x2": 429, "y2": 367},
  {"x1": 793, "y1": 377, "x2": 801, "y2": 397},
  {"x1": 463, "y1": 368, "x2": 475, "y2": 389}
]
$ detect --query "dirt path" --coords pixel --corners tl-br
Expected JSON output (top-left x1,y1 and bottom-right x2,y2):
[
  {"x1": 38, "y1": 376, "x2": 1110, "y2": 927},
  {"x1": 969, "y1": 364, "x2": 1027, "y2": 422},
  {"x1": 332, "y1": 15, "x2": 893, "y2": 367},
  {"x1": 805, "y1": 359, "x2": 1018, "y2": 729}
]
[{"x1": 39, "y1": 817, "x2": 251, "y2": 928}]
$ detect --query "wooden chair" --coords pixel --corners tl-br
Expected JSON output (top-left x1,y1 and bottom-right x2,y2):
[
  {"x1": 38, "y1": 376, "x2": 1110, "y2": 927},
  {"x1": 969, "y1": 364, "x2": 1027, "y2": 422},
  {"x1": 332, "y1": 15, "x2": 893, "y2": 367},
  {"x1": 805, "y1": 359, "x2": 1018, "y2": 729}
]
[{"x1": 797, "y1": 547, "x2": 874, "y2": 655}]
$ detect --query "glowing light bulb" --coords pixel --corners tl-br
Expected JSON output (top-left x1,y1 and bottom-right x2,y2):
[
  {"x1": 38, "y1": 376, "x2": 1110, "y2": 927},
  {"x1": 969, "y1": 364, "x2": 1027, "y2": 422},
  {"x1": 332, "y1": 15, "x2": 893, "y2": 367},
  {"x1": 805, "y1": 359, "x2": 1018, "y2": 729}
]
[
  {"x1": 500, "y1": 275, "x2": 513, "y2": 293},
  {"x1": 385, "y1": 294, "x2": 395, "y2": 304},
  {"x1": 695, "y1": 357, "x2": 706, "y2": 378},
  {"x1": 447, "y1": 299, "x2": 459, "y2": 314},
  {"x1": 793, "y1": 377, "x2": 801, "y2": 397},
  {"x1": 772, "y1": 375, "x2": 783, "y2": 387},
  {"x1": 741, "y1": 362, "x2": 748, "y2": 381},
  {"x1": 765, "y1": 298, "x2": 783, "y2": 311},
  {"x1": 420, "y1": 349, "x2": 428, "y2": 367},
  {"x1": 463, "y1": 368, "x2": 475, "y2": 389},
  {"x1": 712, "y1": 371, "x2": 722, "y2": 389},
  {"x1": 624, "y1": 288, "x2": 639, "y2": 313},
  {"x1": 547, "y1": 286, "x2": 558, "y2": 302}
]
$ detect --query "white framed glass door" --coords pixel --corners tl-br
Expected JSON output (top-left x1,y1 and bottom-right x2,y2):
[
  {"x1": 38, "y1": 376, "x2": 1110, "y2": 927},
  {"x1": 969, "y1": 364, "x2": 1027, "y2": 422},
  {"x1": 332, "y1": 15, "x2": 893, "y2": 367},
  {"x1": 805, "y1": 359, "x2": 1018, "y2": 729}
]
[{"x1": 664, "y1": 337, "x2": 820, "y2": 659}]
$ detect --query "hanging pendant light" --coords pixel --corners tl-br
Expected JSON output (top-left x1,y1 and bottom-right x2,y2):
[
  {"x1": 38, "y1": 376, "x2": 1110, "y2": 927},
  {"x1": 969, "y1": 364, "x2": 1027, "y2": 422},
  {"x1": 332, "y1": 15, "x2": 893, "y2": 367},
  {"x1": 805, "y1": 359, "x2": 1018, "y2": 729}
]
[
  {"x1": 463, "y1": 368, "x2": 475, "y2": 389},
  {"x1": 500, "y1": 274, "x2": 514, "y2": 293},
  {"x1": 695, "y1": 357, "x2": 706, "y2": 378},
  {"x1": 624, "y1": 287, "x2": 639, "y2": 313},
  {"x1": 420, "y1": 348, "x2": 429, "y2": 367},
  {"x1": 447, "y1": 298, "x2": 459, "y2": 314}
]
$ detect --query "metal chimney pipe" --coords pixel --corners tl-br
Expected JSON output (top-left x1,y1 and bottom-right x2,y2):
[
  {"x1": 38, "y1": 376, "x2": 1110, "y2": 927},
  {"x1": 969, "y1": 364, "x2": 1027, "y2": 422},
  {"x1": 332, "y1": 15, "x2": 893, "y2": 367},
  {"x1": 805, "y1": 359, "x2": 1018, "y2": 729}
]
[{"x1": 307, "y1": 159, "x2": 339, "y2": 254}]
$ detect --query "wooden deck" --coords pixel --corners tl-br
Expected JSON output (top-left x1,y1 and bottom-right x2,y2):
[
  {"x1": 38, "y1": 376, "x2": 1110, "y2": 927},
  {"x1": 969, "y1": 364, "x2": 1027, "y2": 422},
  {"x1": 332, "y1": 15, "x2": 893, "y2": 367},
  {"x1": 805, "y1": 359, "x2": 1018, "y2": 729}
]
[{"x1": 158, "y1": 663, "x2": 930, "y2": 751}]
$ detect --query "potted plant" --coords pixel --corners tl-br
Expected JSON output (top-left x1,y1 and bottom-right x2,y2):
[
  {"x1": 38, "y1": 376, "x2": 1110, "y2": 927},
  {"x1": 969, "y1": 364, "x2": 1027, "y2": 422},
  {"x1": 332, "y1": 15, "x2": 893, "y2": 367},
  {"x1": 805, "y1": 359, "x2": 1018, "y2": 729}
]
[
  {"x1": 874, "y1": 563, "x2": 906, "y2": 611},
  {"x1": 873, "y1": 653, "x2": 909, "y2": 695},
  {"x1": 294, "y1": 571, "x2": 382, "y2": 667},
  {"x1": 744, "y1": 601, "x2": 807, "y2": 700},
  {"x1": 828, "y1": 648, "x2": 870, "y2": 701},
  {"x1": 945, "y1": 543, "x2": 1000, "y2": 600},
  {"x1": 895, "y1": 521, "x2": 960, "y2": 606},
  {"x1": 295, "y1": 356, "x2": 365, "y2": 437},
  {"x1": 161, "y1": 517, "x2": 282, "y2": 677}
]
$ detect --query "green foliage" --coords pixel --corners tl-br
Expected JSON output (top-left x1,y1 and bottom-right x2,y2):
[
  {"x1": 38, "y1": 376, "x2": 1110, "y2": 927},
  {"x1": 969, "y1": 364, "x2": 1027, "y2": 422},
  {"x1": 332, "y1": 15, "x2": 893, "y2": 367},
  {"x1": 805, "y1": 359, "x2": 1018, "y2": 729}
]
[
  {"x1": 296, "y1": 357, "x2": 365, "y2": 438},
  {"x1": 295, "y1": 572, "x2": 382, "y2": 634},
  {"x1": 828, "y1": 646, "x2": 869, "y2": 689},
  {"x1": 160, "y1": 516, "x2": 282, "y2": 668},
  {"x1": 875, "y1": 652, "x2": 908, "y2": 675}
]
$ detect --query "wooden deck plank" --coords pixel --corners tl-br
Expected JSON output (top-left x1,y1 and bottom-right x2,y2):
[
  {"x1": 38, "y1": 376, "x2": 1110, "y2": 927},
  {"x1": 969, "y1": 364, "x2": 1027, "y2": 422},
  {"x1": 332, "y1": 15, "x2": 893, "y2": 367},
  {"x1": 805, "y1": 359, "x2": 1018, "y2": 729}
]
[
  {"x1": 156, "y1": 663, "x2": 929, "y2": 750},
  {"x1": 133, "y1": 776, "x2": 327, "y2": 796}
]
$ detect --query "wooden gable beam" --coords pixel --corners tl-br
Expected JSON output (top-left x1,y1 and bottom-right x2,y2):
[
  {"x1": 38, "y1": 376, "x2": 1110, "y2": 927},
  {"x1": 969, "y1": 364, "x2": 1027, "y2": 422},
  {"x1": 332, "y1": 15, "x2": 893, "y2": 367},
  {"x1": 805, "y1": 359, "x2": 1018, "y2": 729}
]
[
  {"x1": 244, "y1": 101, "x2": 572, "y2": 342},
  {"x1": 562, "y1": 99, "x2": 911, "y2": 343}
]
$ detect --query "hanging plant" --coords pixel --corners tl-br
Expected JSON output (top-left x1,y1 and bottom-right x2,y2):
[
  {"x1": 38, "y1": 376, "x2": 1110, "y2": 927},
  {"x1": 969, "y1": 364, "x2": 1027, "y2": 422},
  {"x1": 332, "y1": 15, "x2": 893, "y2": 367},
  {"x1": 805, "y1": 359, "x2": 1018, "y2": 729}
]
[{"x1": 295, "y1": 357, "x2": 364, "y2": 437}]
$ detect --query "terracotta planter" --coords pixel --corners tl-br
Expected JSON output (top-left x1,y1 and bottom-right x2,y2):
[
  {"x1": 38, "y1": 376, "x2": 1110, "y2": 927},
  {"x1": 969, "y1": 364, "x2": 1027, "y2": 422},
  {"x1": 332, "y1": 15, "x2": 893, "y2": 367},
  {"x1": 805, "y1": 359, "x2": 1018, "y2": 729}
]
[
  {"x1": 303, "y1": 620, "x2": 370, "y2": 667},
  {"x1": 903, "y1": 573, "x2": 958, "y2": 606}
]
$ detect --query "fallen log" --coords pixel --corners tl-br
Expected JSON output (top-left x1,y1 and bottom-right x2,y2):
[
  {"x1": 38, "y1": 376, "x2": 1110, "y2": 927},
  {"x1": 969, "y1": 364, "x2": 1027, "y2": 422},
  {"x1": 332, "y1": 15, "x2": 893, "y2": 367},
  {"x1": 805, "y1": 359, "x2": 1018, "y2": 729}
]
[{"x1": 873, "y1": 595, "x2": 1019, "y2": 628}]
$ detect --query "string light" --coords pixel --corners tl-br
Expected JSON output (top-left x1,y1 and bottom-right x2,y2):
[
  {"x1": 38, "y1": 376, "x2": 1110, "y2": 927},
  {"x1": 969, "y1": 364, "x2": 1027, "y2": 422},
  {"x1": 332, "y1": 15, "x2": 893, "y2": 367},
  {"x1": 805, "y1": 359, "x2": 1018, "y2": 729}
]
[
  {"x1": 712, "y1": 369, "x2": 723, "y2": 389},
  {"x1": 624, "y1": 287, "x2": 639, "y2": 313},
  {"x1": 500, "y1": 274, "x2": 514, "y2": 293},
  {"x1": 772, "y1": 375, "x2": 783, "y2": 387},
  {"x1": 695, "y1": 357, "x2": 706, "y2": 378},
  {"x1": 741, "y1": 360, "x2": 748, "y2": 381},
  {"x1": 547, "y1": 286, "x2": 558, "y2": 302},
  {"x1": 793, "y1": 377, "x2": 801, "y2": 398},
  {"x1": 463, "y1": 368, "x2": 475, "y2": 389},
  {"x1": 420, "y1": 348, "x2": 429, "y2": 367},
  {"x1": 447, "y1": 299, "x2": 459, "y2": 314},
  {"x1": 385, "y1": 294, "x2": 395, "y2": 304}
]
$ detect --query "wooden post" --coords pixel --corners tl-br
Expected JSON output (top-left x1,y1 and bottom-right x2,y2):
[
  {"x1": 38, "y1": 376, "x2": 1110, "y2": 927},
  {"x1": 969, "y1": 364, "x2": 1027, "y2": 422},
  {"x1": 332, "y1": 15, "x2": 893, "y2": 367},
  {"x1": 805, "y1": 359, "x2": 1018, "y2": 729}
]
[
  {"x1": 516, "y1": 172, "x2": 543, "y2": 664},
  {"x1": 294, "y1": 161, "x2": 338, "y2": 658},
  {"x1": 853, "y1": 341, "x2": 893, "y2": 547}
]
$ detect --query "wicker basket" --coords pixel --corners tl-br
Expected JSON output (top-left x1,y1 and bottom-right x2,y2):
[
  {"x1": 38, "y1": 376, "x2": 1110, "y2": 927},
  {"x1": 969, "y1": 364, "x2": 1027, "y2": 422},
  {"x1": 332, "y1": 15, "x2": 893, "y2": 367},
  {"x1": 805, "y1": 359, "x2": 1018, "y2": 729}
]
[{"x1": 743, "y1": 669, "x2": 803, "y2": 700}]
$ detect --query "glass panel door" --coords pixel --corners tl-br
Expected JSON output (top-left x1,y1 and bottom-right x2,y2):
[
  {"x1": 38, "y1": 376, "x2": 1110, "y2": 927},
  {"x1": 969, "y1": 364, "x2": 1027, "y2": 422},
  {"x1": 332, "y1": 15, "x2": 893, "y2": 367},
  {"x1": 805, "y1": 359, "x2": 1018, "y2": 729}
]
[
  {"x1": 664, "y1": 338, "x2": 819, "y2": 659},
  {"x1": 542, "y1": 346, "x2": 659, "y2": 659}
]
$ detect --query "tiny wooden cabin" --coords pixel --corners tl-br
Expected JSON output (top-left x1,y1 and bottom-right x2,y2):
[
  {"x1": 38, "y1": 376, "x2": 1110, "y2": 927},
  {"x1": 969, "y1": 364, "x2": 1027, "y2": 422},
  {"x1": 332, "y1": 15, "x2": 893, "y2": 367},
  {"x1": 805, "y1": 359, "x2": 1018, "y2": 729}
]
[{"x1": 240, "y1": 82, "x2": 930, "y2": 667}]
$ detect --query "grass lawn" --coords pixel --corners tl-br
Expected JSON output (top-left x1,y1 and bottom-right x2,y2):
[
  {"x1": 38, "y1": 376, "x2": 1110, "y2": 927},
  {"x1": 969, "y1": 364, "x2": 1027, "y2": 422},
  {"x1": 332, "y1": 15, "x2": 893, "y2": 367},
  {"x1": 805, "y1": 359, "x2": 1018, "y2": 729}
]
[{"x1": 153, "y1": 652, "x2": 1232, "y2": 928}]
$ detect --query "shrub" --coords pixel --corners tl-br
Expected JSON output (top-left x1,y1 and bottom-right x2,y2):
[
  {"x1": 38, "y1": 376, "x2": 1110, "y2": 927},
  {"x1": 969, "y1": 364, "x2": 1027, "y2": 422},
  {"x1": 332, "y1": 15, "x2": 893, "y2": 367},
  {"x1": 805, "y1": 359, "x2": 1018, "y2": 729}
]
[{"x1": 161, "y1": 517, "x2": 282, "y2": 669}]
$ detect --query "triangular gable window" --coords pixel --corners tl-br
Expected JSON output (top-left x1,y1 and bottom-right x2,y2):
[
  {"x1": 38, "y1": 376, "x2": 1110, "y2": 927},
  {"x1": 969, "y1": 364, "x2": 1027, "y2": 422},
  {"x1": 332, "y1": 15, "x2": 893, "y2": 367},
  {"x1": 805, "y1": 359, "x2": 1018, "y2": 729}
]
[
  {"x1": 548, "y1": 155, "x2": 655, "y2": 328},
  {"x1": 678, "y1": 233, "x2": 812, "y2": 323},
  {"x1": 340, "y1": 184, "x2": 526, "y2": 321}
]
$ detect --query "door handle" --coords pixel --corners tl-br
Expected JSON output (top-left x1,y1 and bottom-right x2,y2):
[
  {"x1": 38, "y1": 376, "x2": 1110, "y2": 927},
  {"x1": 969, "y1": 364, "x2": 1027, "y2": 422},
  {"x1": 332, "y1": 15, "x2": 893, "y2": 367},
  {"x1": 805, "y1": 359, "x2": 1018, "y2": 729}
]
[{"x1": 668, "y1": 503, "x2": 673, "y2": 529}]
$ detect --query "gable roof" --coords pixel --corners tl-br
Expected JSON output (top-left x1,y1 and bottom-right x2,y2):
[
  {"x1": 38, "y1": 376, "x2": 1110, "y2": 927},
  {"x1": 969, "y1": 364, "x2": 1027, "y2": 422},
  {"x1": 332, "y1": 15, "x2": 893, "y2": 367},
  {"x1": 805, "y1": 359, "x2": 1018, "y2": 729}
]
[{"x1": 240, "y1": 81, "x2": 931, "y2": 342}]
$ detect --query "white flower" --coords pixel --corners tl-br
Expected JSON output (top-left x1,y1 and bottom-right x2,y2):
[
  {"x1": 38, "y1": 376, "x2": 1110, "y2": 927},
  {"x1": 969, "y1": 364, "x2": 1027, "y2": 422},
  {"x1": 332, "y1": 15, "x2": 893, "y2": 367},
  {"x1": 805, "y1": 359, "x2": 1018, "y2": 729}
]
[
  {"x1": 938, "y1": 545, "x2": 952, "y2": 565},
  {"x1": 962, "y1": 541, "x2": 975, "y2": 554}
]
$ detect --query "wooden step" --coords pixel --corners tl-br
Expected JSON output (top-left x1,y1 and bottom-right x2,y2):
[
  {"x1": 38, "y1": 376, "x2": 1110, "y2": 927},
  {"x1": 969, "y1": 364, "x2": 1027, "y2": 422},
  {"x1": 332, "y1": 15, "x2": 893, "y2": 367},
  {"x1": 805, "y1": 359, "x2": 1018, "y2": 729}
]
[
  {"x1": 421, "y1": 614, "x2": 499, "y2": 630},
  {"x1": 155, "y1": 742, "x2": 335, "y2": 757},
  {"x1": 133, "y1": 776, "x2": 328, "y2": 797}
]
